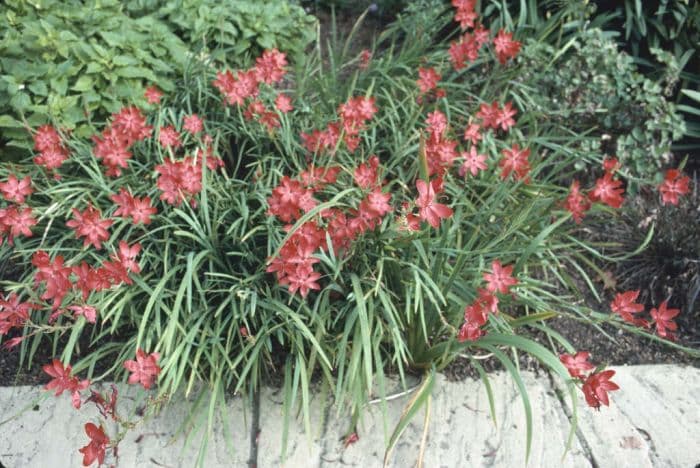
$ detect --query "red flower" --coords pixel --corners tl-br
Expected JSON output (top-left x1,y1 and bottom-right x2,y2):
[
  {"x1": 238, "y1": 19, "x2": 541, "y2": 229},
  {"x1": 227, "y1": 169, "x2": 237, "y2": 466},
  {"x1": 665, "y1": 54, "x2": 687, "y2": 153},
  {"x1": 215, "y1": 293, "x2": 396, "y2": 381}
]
[
  {"x1": 476, "y1": 102, "x2": 499, "y2": 129},
  {"x1": 110, "y1": 188, "x2": 157, "y2": 225},
  {"x1": 92, "y1": 127, "x2": 133, "y2": 177},
  {"x1": 559, "y1": 351, "x2": 595, "y2": 379},
  {"x1": 493, "y1": 29, "x2": 521, "y2": 64},
  {"x1": 563, "y1": 180, "x2": 591, "y2": 224},
  {"x1": 452, "y1": 0, "x2": 477, "y2": 29},
  {"x1": 68, "y1": 305, "x2": 98, "y2": 324},
  {"x1": 495, "y1": 102, "x2": 517, "y2": 131},
  {"x1": 483, "y1": 260, "x2": 517, "y2": 294},
  {"x1": 158, "y1": 125, "x2": 182, "y2": 149},
  {"x1": 124, "y1": 349, "x2": 161, "y2": 389},
  {"x1": 415, "y1": 179, "x2": 453, "y2": 228},
  {"x1": 449, "y1": 33, "x2": 480, "y2": 70},
  {"x1": 267, "y1": 176, "x2": 317, "y2": 223},
  {"x1": 255, "y1": 48, "x2": 287, "y2": 84},
  {"x1": 117, "y1": 240, "x2": 141, "y2": 274},
  {"x1": 361, "y1": 189, "x2": 393, "y2": 218},
  {"x1": 650, "y1": 300, "x2": 680, "y2": 339},
  {"x1": 0, "y1": 174, "x2": 33, "y2": 203},
  {"x1": 602, "y1": 156, "x2": 620, "y2": 173},
  {"x1": 417, "y1": 67, "x2": 441, "y2": 95},
  {"x1": 354, "y1": 155, "x2": 381, "y2": 189},
  {"x1": 344, "y1": 431, "x2": 360, "y2": 448},
  {"x1": 34, "y1": 146, "x2": 69, "y2": 171},
  {"x1": 457, "y1": 321, "x2": 483, "y2": 342},
  {"x1": 1, "y1": 206, "x2": 37, "y2": 244},
  {"x1": 498, "y1": 144, "x2": 531, "y2": 181},
  {"x1": 144, "y1": 85, "x2": 163, "y2": 104},
  {"x1": 155, "y1": 157, "x2": 203, "y2": 206},
  {"x1": 33, "y1": 251, "x2": 72, "y2": 309},
  {"x1": 34, "y1": 125, "x2": 63, "y2": 152},
  {"x1": 659, "y1": 169, "x2": 690, "y2": 206},
  {"x1": 78, "y1": 423, "x2": 110, "y2": 467},
  {"x1": 610, "y1": 290, "x2": 646, "y2": 326},
  {"x1": 67, "y1": 205, "x2": 113, "y2": 250},
  {"x1": 582, "y1": 370, "x2": 619, "y2": 409},
  {"x1": 590, "y1": 172, "x2": 624, "y2": 208},
  {"x1": 358, "y1": 49, "x2": 372, "y2": 69},
  {"x1": 459, "y1": 147, "x2": 487, "y2": 177},
  {"x1": 183, "y1": 114, "x2": 204, "y2": 134},
  {"x1": 43, "y1": 359, "x2": 90, "y2": 409},
  {"x1": 286, "y1": 264, "x2": 322, "y2": 298},
  {"x1": 275, "y1": 94, "x2": 294, "y2": 113},
  {"x1": 0, "y1": 293, "x2": 36, "y2": 335},
  {"x1": 111, "y1": 106, "x2": 152, "y2": 143},
  {"x1": 462, "y1": 122, "x2": 482, "y2": 145}
]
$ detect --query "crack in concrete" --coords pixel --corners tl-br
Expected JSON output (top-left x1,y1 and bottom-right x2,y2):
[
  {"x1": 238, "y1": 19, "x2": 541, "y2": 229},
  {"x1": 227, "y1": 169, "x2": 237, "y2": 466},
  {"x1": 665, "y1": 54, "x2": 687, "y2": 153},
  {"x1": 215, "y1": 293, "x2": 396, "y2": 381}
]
[
  {"x1": 545, "y1": 370, "x2": 598, "y2": 468},
  {"x1": 248, "y1": 388, "x2": 261, "y2": 468},
  {"x1": 316, "y1": 398, "x2": 334, "y2": 468}
]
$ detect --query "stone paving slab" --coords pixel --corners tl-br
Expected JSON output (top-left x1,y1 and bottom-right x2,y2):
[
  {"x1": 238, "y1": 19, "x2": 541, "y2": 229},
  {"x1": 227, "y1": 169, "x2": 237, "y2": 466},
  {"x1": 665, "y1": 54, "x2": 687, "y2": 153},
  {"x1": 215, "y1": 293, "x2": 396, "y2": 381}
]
[
  {"x1": 1, "y1": 365, "x2": 698, "y2": 467},
  {"x1": 555, "y1": 364, "x2": 700, "y2": 468}
]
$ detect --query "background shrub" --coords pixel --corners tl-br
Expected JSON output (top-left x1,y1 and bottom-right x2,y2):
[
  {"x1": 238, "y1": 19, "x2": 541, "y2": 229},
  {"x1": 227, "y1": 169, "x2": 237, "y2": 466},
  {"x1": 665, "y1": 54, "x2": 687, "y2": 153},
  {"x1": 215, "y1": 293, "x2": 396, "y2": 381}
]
[{"x1": 0, "y1": 0, "x2": 316, "y2": 159}]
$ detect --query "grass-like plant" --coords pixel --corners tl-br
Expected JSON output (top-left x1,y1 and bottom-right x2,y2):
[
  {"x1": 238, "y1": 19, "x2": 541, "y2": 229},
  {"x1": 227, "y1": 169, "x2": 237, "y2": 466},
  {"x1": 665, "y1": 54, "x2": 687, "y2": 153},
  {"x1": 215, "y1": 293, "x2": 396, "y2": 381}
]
[{"x1": 0, "y1": 1, "x2": 696, "y2": 466}]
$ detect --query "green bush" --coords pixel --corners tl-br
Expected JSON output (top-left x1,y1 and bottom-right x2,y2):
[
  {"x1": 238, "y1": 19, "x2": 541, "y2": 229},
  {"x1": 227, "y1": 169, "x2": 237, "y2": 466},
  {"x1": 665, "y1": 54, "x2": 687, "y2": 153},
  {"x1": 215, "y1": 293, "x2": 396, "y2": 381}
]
[
  {"x1": 0, "y1": 0, "x2": 316, "y2": 158},
  {"x1": 124, "y1": 0, "x2": 317, "y2": 62},
  {"x1": 517, "y1": 29, "x2": 685, "y2": 179}
]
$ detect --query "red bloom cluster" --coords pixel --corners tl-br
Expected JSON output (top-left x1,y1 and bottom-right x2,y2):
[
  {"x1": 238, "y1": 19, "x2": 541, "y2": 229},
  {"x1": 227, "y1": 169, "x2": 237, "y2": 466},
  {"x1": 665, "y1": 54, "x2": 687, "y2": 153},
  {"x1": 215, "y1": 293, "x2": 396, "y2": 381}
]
[
  {"x1": 213, "y1": 48, "x2": 289, "y2": 133},
  {"x1": 111, "y1": 188, "x2": 157, "y2": 225},
  {"x1": 67, "y1": 205, "x2": 114, "y2": 250},
  {"x1": 155, "y1": 157, "x2": 203, "y2": 206},
  {"x1": 499, "y1": 144, "x2": 531, "y2": 182},
  {"x1": 93, "y1": 106, "x2": 152, "y2": 177},
  {"x1": 301, "y1": 95, "x2": 378, "y2": 154},
  {"x1": 244, "y1": 99, "x2": 281, "y2": 131},
  {"x1": 493, "y1": 29, "x2": 521, "y2": 64},
  {"x1": 158, "y1": 125, "x2": 182, "y2": 149},
  {"x1": 144, "y1": 86, "x2": 163, "y2": 104},
  {"x1": 476, "y1": 101, "x2": 517, "y2": 132},
  {"x1": 610, "y1": 290, "x2": 681, "y2": 340},
  {"x1": 416, "y1": 67, "x2": 445, "y2": 102},
  {"x1": 0, "y1": 174, "x2": 33, "y2": 204},
  {"x1": 562, "y1": 157, "x2": 627, "y2": 223},
  {"x1": 560, "y1": 351, "x2": 619, "y2": 409},
  {"x1": 354, "y1": 155, "x2": 381, "y2": 189},
  {"x1": 449, "y1": 30, "x2": 488, "y2": 70},
  {"x1": 0, "y1": 205, "x2": 37, "y2": 246},
  {"x1": 658, "y1": 169, "x2": 690, "y2": 205},
  {"x1": 457, "y1": 288, "x2": 499, "y2": 342},
  {"x1": 0, "y1": 293, "x2": 37, "y2": 336},
  {"x1": 32, "y1": 244, "x2": 140, "y2": 313},
  {"x1": 267, "y1": 176, "x2": 318, "y2": 223},
  {"x1": 266, "y1": 221, "x2": 324, "y2": 298},
  {"x1": 452, "y1": 0, "x2": 477, "y2": 29},
  {"x1": 33, "y1": 125, "x2": 69, "y2": 172},
  {"x1": 457, "y1": 260, "x2": 516, "y2": 342},
  {"x1": 562, "y1": 180, "x2": 591, "y2": 224},
  {"x1": 267, "y1": 152, "x2": 394, "y2": 296}
]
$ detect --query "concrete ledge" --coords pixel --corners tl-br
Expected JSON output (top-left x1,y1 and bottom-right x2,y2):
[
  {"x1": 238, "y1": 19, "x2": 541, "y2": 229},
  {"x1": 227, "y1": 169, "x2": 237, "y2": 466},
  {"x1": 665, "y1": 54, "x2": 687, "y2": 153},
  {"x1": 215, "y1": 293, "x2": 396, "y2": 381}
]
[{"x1": 1, "y1": 365, "x2": 698, "y2": 467}]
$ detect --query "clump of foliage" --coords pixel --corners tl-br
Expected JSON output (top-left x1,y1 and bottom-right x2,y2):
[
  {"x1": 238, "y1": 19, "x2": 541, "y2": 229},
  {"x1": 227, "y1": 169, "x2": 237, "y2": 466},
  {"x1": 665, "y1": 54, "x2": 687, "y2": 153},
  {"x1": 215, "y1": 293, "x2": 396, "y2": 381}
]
[
  {"x1": 0, "y1": 0, "x2": 189, "y2": 154},
  {"x1": 0, "y1": 1, "x2": 696, "y2": 466},
  {"x1": 0, "y1": 0, "x2": 316, "y2": 158},
  {"x1": 518, "y1": 29, "x2": 685, "y2": 179},
  {"x1": 124, "y1": 0, "x2": 317, "y2": 62}
]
